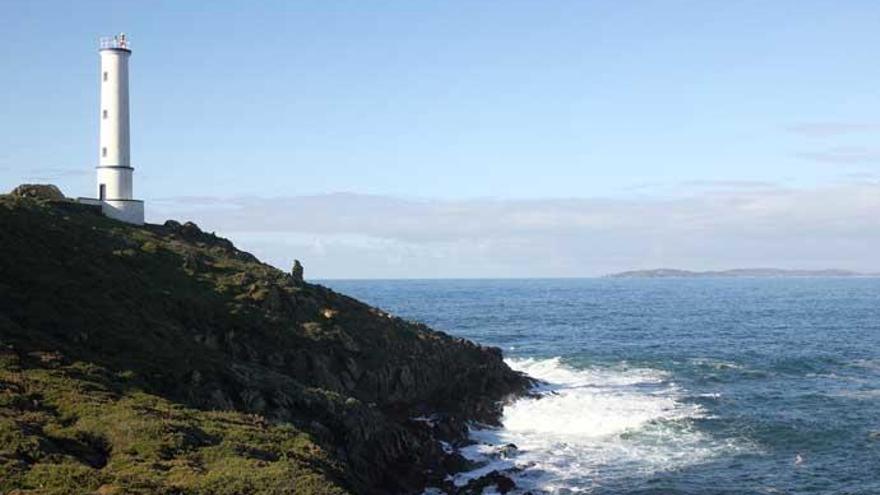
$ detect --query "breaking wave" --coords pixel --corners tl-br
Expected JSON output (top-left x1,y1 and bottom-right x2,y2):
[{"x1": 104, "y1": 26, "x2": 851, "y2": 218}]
[{"x1": 453, "y1": 357, "x2": 738, "y2": 493}]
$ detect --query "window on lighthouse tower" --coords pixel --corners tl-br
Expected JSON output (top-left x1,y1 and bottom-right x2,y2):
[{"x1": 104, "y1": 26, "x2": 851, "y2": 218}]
[{"x1": 103, "y1": 72, "x2": 108, "y2": 82}]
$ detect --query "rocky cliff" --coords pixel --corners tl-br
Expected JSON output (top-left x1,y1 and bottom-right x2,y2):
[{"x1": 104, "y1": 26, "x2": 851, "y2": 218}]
[{"x1": 0, "y1": 188, "x2": 531, "y2": 494}]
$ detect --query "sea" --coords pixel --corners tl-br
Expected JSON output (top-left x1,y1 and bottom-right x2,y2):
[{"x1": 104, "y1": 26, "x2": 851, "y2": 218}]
[{"x1": 323, "y1": 278, "x2": 880, "y2": 495}]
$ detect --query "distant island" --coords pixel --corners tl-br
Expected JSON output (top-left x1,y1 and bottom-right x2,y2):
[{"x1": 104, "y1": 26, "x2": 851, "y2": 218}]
[{"x1": 606, "y1": 268, "x2": 876, "y2": 278}]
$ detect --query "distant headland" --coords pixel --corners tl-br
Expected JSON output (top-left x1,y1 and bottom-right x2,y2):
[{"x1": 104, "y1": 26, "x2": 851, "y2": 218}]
[{"x1": 605, "y1": 268, "x2": 877, "y2": 278}]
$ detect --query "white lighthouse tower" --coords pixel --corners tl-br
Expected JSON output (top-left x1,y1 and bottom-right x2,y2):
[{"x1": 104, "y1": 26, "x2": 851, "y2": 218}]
[{"x1": 94, "y1": 33, "x2": 144, "y2": 224}]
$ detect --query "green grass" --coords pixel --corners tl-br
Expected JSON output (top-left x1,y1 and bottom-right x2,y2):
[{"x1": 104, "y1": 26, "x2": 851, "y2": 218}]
[{"x1": 0, "y1": 349, "x2": 350, "y2": 495}]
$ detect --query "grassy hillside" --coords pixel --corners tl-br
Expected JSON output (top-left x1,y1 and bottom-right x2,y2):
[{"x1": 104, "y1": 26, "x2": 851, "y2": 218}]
[{"x1": 0, "y1": 190, "x2": 529, "y2": 494}]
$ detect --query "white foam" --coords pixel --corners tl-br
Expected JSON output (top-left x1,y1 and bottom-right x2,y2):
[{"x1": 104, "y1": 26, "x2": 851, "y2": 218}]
[{"x1": 452, "y1": 357, "x2": 738, "y2": 493}]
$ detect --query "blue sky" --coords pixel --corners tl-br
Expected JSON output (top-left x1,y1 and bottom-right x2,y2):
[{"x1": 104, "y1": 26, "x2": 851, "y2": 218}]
[{"x1": 2, "y1": 1, "x2": 879, "y2": 277}]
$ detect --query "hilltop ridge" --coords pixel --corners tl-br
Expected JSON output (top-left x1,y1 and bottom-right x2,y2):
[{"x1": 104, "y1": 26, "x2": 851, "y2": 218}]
[{"x1": 0, "y1": 187, "x2": 530, "y2": 494}]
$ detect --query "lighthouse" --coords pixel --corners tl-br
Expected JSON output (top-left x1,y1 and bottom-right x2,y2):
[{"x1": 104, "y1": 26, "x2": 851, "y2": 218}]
[{"x1": 92, "y1": 33, "x2": 144, "y2": 224}]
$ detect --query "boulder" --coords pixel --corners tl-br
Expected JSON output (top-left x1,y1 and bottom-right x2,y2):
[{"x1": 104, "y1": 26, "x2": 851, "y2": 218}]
[
  {"x1": 461, "y1": 470, "x2": 517, "y2": 494},
  {"x1": 10, "y1": 184, "x2": 65, "y2": 201}
]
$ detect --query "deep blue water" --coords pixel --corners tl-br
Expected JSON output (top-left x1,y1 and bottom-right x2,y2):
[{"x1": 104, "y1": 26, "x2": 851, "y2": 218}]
[{"x1": 323, "y1": 278, "x2": 880, "y2": 495}]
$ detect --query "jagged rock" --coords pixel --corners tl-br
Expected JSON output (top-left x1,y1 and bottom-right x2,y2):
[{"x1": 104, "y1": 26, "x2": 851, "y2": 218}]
[
  {"x1": 460, "y1": 470, "x2": 517, "y2": 494},
  {"x1": 182, "y1": 221, "x2": 202, "y2": 235},
  {"x1": 430, "y1": 414, "x2": 469, "y2": 441},
  {"x1": 499, "y1": 443, "x2": 518, "y2": 459},
  {"x1": 343, "y1": 357, "x2": 361, "y2": 380},
  {"x1": 164, "y1": 218, "x2": 258, "y2": 263},
  {"x1": 292, "y1": 259, "x2": 304, "y2": 285},
  {"x1": 10, "y1": 183, "x2": 65, "y2": 201},
  {"x1": 441, "y1": 452, "x2": 474, "y2": 474}
]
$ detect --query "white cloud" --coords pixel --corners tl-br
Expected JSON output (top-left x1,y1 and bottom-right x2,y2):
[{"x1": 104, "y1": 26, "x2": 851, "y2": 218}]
[
  {"x1": 149, "y1": 184, "x2": 880, "y2": 278},
  {"x1": 796, "y1": 146, "x2": 880, "y2": 165},
  {"x1": 787, "y1": 122, "x2": 880, "y2": 138}
]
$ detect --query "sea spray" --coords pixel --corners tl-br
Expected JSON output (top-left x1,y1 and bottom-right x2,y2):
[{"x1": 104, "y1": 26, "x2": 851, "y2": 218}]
[{"x1": 453, "y1": 357, "x2": 732, "y2": 493}]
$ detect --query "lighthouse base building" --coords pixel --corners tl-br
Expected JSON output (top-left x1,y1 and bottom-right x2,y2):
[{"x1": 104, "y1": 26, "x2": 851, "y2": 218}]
[
  {"x1": 78, "y1": 33, "x2": 144, "y2": 225},
  {"x1": 82, "y1": 196, "x2": 144, "y2": 225}
]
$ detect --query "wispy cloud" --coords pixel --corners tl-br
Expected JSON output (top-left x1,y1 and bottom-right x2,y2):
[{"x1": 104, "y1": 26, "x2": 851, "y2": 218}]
[
  {"x1": 787, "y1": 122, "x2": 880, "y2": 138},
  {"x1": 796, "y1": 146, "x2": 880, "y2": 165},
  {"x1": 679, "y1": 180, "x2": 779, "y2": 190},
  {"x1": 22, "y1": 167, "x2": 90, "y2": 182},
  {"x1": 149, "y1": 184, "x2": 880, "y2": 278},
  {"x1": 841, "y1": 171, "x2": 878, "y2": 182}
]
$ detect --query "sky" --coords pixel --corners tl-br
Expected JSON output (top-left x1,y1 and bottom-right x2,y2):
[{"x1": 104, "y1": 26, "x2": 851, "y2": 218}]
[{"x1": 2, "y1": 1, "x2": 879, "y2": 278}]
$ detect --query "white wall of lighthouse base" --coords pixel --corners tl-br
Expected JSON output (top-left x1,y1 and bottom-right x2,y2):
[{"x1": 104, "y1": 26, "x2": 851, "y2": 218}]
[
  {"x1": 102, "y1": 199, "x2": 144, "y2": 225},
  {"x1": 77, "y1": 198, "x2": 145, "y2": 225}
]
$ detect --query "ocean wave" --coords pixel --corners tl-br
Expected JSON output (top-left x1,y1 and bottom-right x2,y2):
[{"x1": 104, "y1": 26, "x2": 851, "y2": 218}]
[
  {"x1": 452, "y1": 357, "x2": 738, "y2": 493},
  {"x1": 850, "y1": 358, "x2": 880, "y2": 372}
]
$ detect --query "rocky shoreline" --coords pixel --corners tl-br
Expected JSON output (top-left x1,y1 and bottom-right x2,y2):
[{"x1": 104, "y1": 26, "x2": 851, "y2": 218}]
[{"x1": 0, "y1": 186, "x2": 533, "y2": 494}]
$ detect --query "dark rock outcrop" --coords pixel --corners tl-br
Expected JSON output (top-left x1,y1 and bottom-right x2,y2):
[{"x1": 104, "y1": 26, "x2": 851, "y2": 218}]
[
  {"x1": 292, "y1": 259, "x2": 305, "y2": 285},
  {"x1": 460, "y1": 470, "x2": 517, "y2": 494},
  {"x1": 0, "y1": 188, "x2": 531, "y2": 494},
  {"x1": 10, "y1": 183, "x2": 65, "y2": 200}
]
